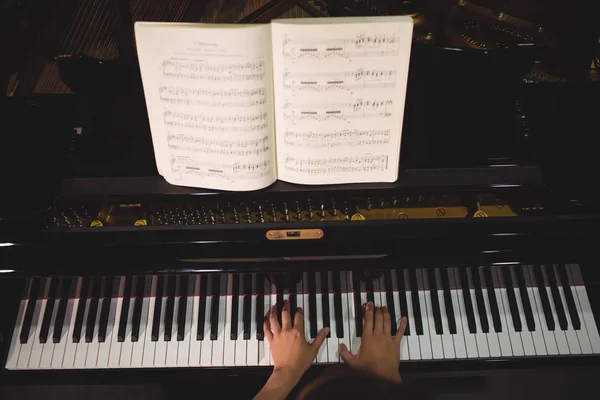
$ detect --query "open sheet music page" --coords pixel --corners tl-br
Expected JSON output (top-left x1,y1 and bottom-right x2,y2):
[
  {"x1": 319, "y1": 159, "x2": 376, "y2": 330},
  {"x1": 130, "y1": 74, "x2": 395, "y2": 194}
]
[
  {"x1": 135, "y1": 22, "x2": 276, "y2": 191},
  {"x1": 271, "y1": 17, "x2": 413, "y2": 185}
]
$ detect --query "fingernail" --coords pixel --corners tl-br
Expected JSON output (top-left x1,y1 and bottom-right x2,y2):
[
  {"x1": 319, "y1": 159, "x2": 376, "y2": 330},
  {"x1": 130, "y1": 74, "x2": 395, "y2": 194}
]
[
  {"x1": 367, "y1": 301, "x2": 373, "y2": 309},
  {"x1": 382, "y1": 306, "x2": 388, "y2": 311},
  {"x1": 324, "y1": 327, "x2": 330, "y2": 334},
  {"x1": 402, "y1": 316, "x2": 407, "y2": 322},
  {"x1": 296, "y1": 307, "x2": 303, "y2": 313}
]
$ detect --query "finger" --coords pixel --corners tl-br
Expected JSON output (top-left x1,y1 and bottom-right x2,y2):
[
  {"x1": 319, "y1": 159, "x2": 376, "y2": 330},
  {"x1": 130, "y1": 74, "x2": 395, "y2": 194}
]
[
  {"x1": 363, "y1": 301, "x2": 374, "y2": 335},
  {"x1": 394, "y1": 316, "x2": 408, "y2": 344},
  {"x1": 310, "y1": 327, "x2": 329, "y2": 355},
  {"x1": 339, "y1": 343, "x2": 356, "y2": 365},
  {"x1": 374, "y1": 306, "x2": 384, "y2": 334},
  {"x1": 382, "y1": 306, "x2": 392, "y2": 336},
  {"x1": 294, "y1": 307, "x2": 304, "y2": 333},
  {"x1": 269, "y1": 305, "x2": 281, "y2": 334},
  {"x1": 281, "y1": 300, "x2": 292, "y2": 330},
  {"x1": 263, "y1": 320, "x2": 273, "y2": 343}
]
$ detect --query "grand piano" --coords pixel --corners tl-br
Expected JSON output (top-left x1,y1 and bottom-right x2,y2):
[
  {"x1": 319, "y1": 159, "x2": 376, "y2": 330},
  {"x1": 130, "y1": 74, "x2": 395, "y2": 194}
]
[{"x1": 1, "y1": 0, "x2": 599, "y2": 398}]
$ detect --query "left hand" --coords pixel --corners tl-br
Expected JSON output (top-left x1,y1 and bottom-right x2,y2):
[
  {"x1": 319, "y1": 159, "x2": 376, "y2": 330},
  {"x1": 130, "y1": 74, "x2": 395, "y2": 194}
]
[{"x1": 264, "y1": 300, "x2": 329, "y2": 385}]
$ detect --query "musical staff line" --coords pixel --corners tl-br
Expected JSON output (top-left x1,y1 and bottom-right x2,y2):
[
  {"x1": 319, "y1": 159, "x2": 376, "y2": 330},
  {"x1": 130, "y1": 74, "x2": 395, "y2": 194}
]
[
  {"x1": 167, "y1": 134, "x2": 270, "y2": 156},
  {"x1": 164, "y1": 110, "x2": 268, "y2": 125},
  {"x1": 283, "y1": 129, "x2": 390, "y2": 148},
  {"x1": 158, "y1": 86, "x2": 266, "y2": 98},
  {"x1": 170, "y1": 156, "x2": 271, "y2": 181},
  {"x1": 284, "y1": 155, "x2": 389, "y2": 175},
  {"x1": 160, "y1": 97, "x2": 266, "y2": 107},
  {"x1": 161, "y1": 59, "x2": 264, "y2": 73},
  {"x1": 282, "y1": 33, "x2": 400, "y2": 61},
  {"x1": 283, "y1": 98, "x2": 393, "y2": 122},
  {"x1": 283, "y1": 68, "x2": 396, "y2": 93}
]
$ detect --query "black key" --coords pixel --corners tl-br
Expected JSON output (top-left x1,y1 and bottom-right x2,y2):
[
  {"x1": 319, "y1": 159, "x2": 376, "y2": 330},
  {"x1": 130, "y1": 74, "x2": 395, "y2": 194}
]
[
  {"x1": 132, "y1": 276, "x2": 146, "y2": 342},
  {"x1": 501, "y1": 266, "x2": 522, "y2": 332},
  {"x1": 515, "y1": 267, "x2": 535, "y2": 331},
  {"x1": 197, "y1": 275, "x2": 208, "y2": 340},
  {"x1": 163, "y1": 275, "x2": 177, "y2": 341},
  {"x1": 289, "y1": 276, "x2": 297, "y2": 328},
  {"x1": 118, "y1": 276, "x2": 134, "y2": 342},
  {"x1": 482, "y1": 268, "x2": 502, "y2": 332},
  {"x1": 53, "y1": 277, "x2": 73, "y2": 343},
  {"x1": 276, "y1": 280, "x2": 284, "y2": 327},
  {"x1": 409, "y1": 269, "x2": 424, "y2": 335},
  {"x1": 256, "y1": 274, "x2": 265, "y2": 341},
  {"x1": 352, "y1": 272, "x2": 363, "y2": 338},
  {"x1": 366, "y1": 277, "x2": 375, "y2": 304},
  {"x1": 176, "y1": 275, "x2": 189, "y2": 341},
  {"x1": 308, "y1": 272, "x2": 318, "y2": 338},
  {"x1": 458, "y1": 268, "x2": 476, "y2": 333},
  {"x1": 243, "y1": 274, "x2": 252, "y2": 339},
  {"x1": 557, "y1": 264, "x2": 581, "y2": 330},
  {"x1": 98, "y1": 276, "x2": 115, "y2": 342},
  {"x1": 441, "y1": 269, "x2": 456, "y2": 334},
  {"x1": 84, "y1": 277, "x2": 103, "y2": 342},
  {"x1": 533, "y1": 265, "x2": 555, "y2": 330},
  {"x1": 73, "y1": 277, "x2": 90, "y2": 343},
  {"x1": 321, "y1": 272, "x2": 331, "y2": 337},
  {"x1": 472, "y1": 268, "x2": 489, "y2": 333},
  {"x1": 427, "y1": 269, "x2": 443, "y2": 334},
  {"x1": 546, "y1": 265, "x2": 568, "y2": 330},
  {"x1": 20, "y1": 278, "x2": 41, "y2": 344},
  {"x1": 396, "y1": 269, "x2": 409, "y2": 336},
  {"x1": 231, "y1": 274, "x2": 240, "y2": 340},
  {"x1": 333, "y1": 272, "x2": 344, "y2": 338},
  {"x1": 39, "y1": 277, "x2": 59, "y2": 344},
  {"x1": 152, "y1": 275, "x2": 165, "y2": 341},
  {"x1": 210, "y1": 274, "x2": 221, "y2": 340}
]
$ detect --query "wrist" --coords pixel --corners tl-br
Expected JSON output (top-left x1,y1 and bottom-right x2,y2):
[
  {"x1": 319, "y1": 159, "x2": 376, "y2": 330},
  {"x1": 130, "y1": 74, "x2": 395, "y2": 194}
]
[{"x1": 271, "y1": 366, "x2": 303, "y2": 388}]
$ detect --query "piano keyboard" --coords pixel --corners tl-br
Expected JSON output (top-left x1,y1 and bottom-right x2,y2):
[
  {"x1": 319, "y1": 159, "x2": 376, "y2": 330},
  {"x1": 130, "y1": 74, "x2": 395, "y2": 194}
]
[{"x1": 6, "y1": 264, "x2": 600, "y2": 370}]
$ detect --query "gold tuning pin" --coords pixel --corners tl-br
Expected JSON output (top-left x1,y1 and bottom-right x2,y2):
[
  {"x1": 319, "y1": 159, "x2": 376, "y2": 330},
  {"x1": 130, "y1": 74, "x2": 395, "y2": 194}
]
[
  {"x1": 90, "y1": 220, "x2": 103, "y2": 227},
  {"x1": 134, "y1": 219, "x2": 147, "y2": 226}
]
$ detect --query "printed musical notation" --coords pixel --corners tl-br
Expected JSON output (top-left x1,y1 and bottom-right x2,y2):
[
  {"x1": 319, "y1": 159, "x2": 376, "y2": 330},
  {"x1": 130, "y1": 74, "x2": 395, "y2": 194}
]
[
  {"x1": 284, "y1": 155, "x2": 388, "y2": 175},
  {"x1": 167, "y1": 133, "x2": 270, "y2": 156},
  {"x1": 161, "y1": 58, "x2": 265, "y2": 81},
  {"x1": 164, "y1": 110, "x2": 268, "y2": 125},
  {"x1": 283, "y1": 68, "x2": 396, "y2": 93},
  {"x1": 283, "y1": 129, "x2": 390, "y2": 148},
  {"x1": 159, "y1": 86, "x2": 266, "y2": 98},
  {"x1": 282, "y1": 33, "x2": 400, "y2": 61},
  {"x1": 160, "y1": 97, "x2": 266, "y2": 107},
  {"x1": 170, "y1": 156, "x2": 271, "y2": 181},
  {"x1": 283, "y1": 98, "x2": 392, "y2": 122}
]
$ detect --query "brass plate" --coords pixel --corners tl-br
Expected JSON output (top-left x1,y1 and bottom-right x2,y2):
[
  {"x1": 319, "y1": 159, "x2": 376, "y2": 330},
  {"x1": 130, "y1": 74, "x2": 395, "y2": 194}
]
[{"x1": 266, "y1": 229, "x2": 324, "y2": 240}]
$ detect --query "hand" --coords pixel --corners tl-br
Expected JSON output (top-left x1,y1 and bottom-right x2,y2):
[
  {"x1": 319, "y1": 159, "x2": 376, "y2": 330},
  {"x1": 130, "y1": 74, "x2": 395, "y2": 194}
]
[
  {"x1": 339, "y1": 302, "x2": 407, "y2": 383},
  {"x1": 264, "y1": 300, "x2": 329, "y2": 386}
]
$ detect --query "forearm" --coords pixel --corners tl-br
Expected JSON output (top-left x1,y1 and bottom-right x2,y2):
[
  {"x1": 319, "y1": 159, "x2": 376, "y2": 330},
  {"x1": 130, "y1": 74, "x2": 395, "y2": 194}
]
[{"x1": 253, "y1": 369, "x2": 299, "y2": 400}]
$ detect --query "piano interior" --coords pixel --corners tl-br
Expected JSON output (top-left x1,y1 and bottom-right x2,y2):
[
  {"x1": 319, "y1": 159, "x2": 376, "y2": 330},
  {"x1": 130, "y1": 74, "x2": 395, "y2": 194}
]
[{"x1": 1, "y1": 0, "x2": 599, "y2": 399}]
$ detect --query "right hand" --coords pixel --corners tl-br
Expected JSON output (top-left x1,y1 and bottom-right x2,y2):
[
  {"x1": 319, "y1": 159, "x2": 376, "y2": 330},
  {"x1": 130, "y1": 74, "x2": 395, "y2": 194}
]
[{"x1": 339, "y1": 301, "x2": 407, "y2": 383}]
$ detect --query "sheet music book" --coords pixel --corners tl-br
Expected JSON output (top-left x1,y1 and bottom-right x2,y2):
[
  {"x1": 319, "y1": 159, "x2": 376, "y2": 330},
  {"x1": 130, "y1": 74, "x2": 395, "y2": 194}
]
[{"x1": 135, "y1": 16, "x2": 413, "y2": 191}]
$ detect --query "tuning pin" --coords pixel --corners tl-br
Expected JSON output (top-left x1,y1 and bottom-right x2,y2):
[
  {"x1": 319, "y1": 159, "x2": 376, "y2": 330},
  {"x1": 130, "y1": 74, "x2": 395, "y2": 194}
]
[
  {"x1": 296, "y1": 201, "x2": 302, "y2": 220},
  {"x1": 331, "y1": 199, "x2": 337, "y2": 216},
  {"x1": 392, "y1": 197, "x2": 398, "y2": 207},
  {"x1": 258, "y1": 205, "x2": 265, "y2": 223},
  {"x1": 320, "y1": 201, "x2": 325, "y2": 218},
  {"x1": 366, "y1": 197, "x2": 372, "y2": 211},
  {"x1": 271, "y1": 204, "x2": 276, "y2": 222},
  {"x1": 284, "y1": 203, "x2": 290, "y2": 222},
  {"x1": 308, "y1": 200, "x2": 314, "y2": 219},
  {"x1": 201, "y1": 207, "x2": 208, "y2": 224},
  {"x1": 233, "y1": 208, "x2": 239, "y2": 224},
  {"x1": 220, "y1": 208, "x2": 226, "y2": 223},
  {"x1": 209, "y1": 209, "x2": 215, "y2": 224},
  {"x1": 245, "y1": 206, "x2": 252, "y2": 223},
  {"x1": 379, "y1": 199, "x2": 385, "y2": 208}
]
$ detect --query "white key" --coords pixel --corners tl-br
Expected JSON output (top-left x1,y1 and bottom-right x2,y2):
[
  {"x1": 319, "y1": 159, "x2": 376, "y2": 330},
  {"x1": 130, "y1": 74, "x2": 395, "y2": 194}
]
[
  {"x1": 234, "y1": 275, "x2": 247, "y2": 367},
  {"x1": 108, "y1": 278, "x2": 125, "y2": 367},
  {"x1": 53, "y1": 294, "x2": 77, "y2": 369},
  {"x1": 490, "y1": 267, "x2": 514, "y2": 357},
  {"x1": 497, "y1": 286, "x2": 522, "y2": 356},
  {"x1": 449, "y1": 286, "x2": 468, "y2": 358},
  {"x1": 200, "y1": 287, "x2": 213, "y2": 367},
  {"x1": 338, "y1": 273, "x2": 351, "y2": 362},
  {"x1": 405, "y1": 286, "x2": 421, "y2": 360},
  {"x1": 327, "y1": 273, "x2": 339, "y2": 363},
  {"x1": 141, "y1": 277, "x2": 157, "y2": 367},
  {"x1": 524, "y1": 274, "x2": 552, "y2": 355},
  {"x1": 17, "y1": 285, "x2": 43, "y2": 369},
  {"x1": 417, "y1": 271, "x2": 433, "y2": 360},
  {"x1": 373, "y1": 277, "x2": 382, "y2": 308},
  {"x1": 247, "y1": 275, "x2": 259, "y2": 366},
  {"x1": 422, "y1": 284, "x2": 443, "y2": 359},
  {"x1": 39, "y1": 299, "x2": 59, "y2": 369},
  {"x1": 258, "y1": 276, "x2": 270, "y2": 366},
  {"x1": 480, "y1": 288, "x2": 502, "y2": 357},
  {"x1": 555, "y1": 284, "x2": 582, "y2": 354},
  {"x1": 73, "y1": 295, "x2": 90, "y2": 369},
  {"x1": 163, "y1": 294, "x2": 178, "y2": 368},
  {"x1": 269, "y1": 283, "x2": 278, "y2": 366},
  {"x1": 223, "y1": 275, "x2": 236, "y2": 367},
  {"x1": 437, "y1": 287, "x2": 455, "y2": 359},
  {"x1": 561, "y1": 266, "x2": 591, "y2": 354},
  {"x1": 454, "y1": 289, "x2": 478, "y2": 358},
  {"x1": 212, "y1": 280, "x2": 227, "y2": 367},
  {"x1": 569, "y1": 265, "x2": 600, "y2": 353},
  {"x1": 348, "y1": 272, "x2": 362, "y2": 356},
  {"x1": 189, "y1": 277, "x2": 202, "y2": 367},
  {"x1": 6, "y1": 297, "x2": 28, "y2": 369},
  {"x1": 389, "y1": 270, "x2": 407, "y2": 360},
  {"x1": 511, "y1": 280, "x2": 536, "y2": 356},
  {"x1": 315, "y1": 291, "x2": 327, "y2": 363},
  {"x1": 132, "y1": 294, "x2": 150, "y2": 368},
  {"x1": 120, "y1": 297, "x2": 136, "y2": 368},
  {"x1": 153, "y1": 296, "x2": 168, "y2": 367},
  {"x1": 468, "y1": 288, "x2": 489, "y2": 358},
  {"x1": 84, "y1": 297, "x2": 102, "y2": 368}
]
